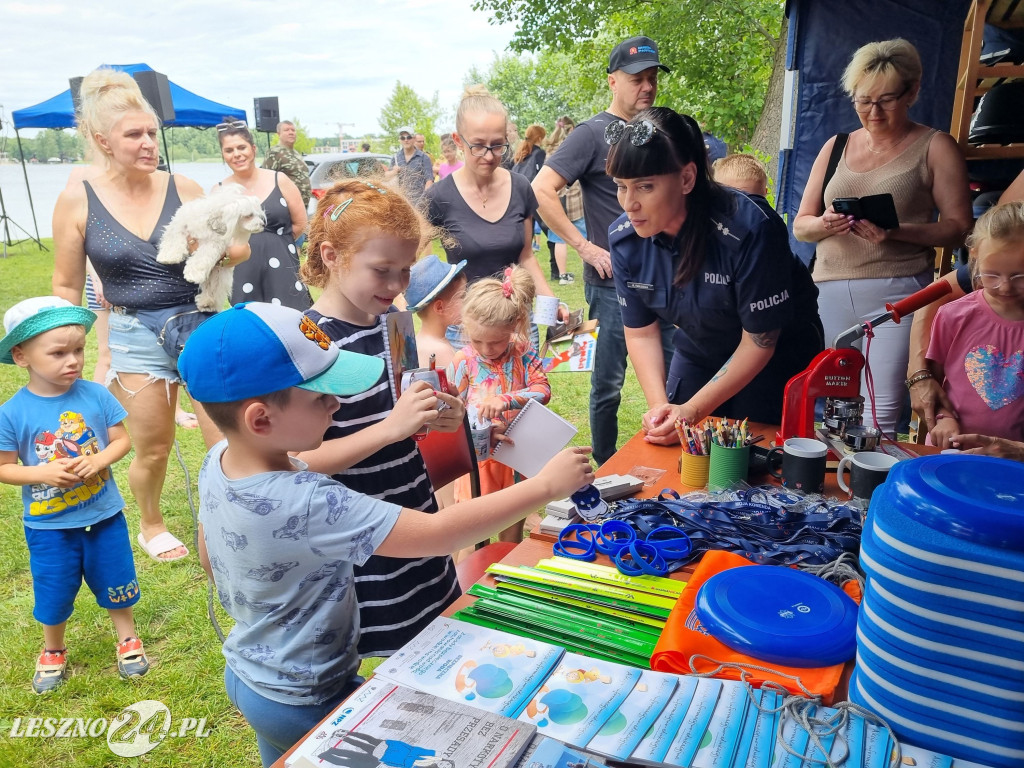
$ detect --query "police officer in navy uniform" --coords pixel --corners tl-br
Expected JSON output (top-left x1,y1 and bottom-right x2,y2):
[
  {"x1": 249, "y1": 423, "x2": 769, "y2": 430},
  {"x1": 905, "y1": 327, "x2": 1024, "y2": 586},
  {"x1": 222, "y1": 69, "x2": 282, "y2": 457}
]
[{"x1": 606, "y1": 107, "x2": 823, "y2": 442}]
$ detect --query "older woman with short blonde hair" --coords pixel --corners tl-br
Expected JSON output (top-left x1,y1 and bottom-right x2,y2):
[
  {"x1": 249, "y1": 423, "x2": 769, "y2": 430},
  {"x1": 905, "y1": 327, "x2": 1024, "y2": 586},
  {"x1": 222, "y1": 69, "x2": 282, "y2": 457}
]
[{"x1": 793, "y1": 38, "x2": 972, "y2": 435}]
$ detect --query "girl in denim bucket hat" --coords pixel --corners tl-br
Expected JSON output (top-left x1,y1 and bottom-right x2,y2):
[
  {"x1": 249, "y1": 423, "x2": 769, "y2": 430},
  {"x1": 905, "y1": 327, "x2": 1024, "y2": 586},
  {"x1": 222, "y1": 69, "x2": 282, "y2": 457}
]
[{"x1": 405, "y1": 254, "x2": 468, "y2": 370}]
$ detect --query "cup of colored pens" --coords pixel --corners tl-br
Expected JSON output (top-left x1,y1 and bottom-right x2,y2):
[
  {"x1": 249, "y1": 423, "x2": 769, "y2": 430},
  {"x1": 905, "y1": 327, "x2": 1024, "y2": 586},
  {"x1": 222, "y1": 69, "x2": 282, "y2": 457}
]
[
  {"x1": 677, "y1": 419, "x2": 710, "y2": 488},
  {"x1": 707, "y1": 417, "x2": 751, "y2": 491}
]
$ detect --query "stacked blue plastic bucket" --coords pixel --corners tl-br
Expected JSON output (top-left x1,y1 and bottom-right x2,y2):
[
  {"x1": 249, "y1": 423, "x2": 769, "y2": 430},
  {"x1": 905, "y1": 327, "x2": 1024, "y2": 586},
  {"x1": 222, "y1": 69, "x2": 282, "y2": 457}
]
[{"x1": 851, "y1": 455, "x2": 1024, "y2": 767}]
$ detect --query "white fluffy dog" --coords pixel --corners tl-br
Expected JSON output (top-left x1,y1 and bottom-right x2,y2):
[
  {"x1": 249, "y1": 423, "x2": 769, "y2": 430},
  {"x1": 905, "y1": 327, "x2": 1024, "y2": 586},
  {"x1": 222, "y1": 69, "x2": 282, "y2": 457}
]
[{"x1": 157, "y1": 184, "x2": 266, "y2": 311}]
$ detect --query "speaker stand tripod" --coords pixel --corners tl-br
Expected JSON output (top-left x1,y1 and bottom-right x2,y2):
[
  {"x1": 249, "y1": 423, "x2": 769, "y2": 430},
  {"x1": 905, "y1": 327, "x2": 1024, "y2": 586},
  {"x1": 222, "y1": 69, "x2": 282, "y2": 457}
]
[{"x1": 0, "y1": 179, "x2": 46, "y2": 258}]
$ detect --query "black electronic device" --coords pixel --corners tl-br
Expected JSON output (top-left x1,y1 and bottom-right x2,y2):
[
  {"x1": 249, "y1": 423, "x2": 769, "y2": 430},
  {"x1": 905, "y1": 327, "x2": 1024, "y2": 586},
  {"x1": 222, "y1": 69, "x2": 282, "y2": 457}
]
[
  {"x1": 132, "y1": 70, "x2": 175, "y2": 122},
  {"x1": 253, "y1": 97, "x2": 280, "y2": 132},
  {"x1": 831, "y1": 193, "x2": 899, "y2": 230}
]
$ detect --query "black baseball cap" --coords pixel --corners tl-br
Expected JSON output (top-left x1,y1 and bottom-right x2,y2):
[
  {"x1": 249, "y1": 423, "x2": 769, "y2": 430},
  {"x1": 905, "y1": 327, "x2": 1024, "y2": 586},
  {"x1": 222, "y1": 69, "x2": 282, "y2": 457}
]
[{"x1": 607, "y1": 36, "x2": 670, "y2": 75}]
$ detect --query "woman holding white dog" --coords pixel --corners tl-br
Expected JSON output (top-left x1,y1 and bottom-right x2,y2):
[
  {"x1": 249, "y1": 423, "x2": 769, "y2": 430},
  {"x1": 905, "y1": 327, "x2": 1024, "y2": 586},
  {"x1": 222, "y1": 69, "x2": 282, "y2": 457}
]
[
  {"x1": 52, "y1": 68, "x2": 250, "y2": 562},
  {"x1": 216, "y1": 122, "x2": 311, "y2": 310}
]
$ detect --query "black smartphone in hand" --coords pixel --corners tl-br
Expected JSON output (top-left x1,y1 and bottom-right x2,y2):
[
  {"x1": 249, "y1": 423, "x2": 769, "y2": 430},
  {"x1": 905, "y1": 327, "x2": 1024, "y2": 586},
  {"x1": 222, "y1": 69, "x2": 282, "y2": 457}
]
[
  {"x1": 832, "y1": 197, "x2": 863, "y2": 218},
  {"x1": 831, "y1": 194, "x2": 898, "y2": 229}
]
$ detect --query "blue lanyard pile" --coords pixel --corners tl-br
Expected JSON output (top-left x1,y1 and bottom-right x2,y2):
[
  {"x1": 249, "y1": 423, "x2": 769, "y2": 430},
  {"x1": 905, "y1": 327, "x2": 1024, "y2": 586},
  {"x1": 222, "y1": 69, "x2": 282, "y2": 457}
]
[{"x1": 557, "y1": 486, "x2": 864, "y2": 570}]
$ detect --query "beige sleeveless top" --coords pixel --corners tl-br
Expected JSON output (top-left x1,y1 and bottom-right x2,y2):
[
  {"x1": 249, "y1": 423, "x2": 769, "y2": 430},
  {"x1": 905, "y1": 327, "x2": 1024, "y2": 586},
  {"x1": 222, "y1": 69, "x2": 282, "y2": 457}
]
[{"x1": 814, "y1": 128, "x2": 938, "y2": 282}]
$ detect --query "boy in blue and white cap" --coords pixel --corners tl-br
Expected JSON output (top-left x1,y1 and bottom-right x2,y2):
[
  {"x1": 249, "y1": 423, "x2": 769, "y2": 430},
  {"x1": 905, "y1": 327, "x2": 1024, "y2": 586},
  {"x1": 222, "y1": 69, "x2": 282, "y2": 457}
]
[
  {"x1": 180, "y1": 302, "x2": 593, "y2": 766},
  {"x1": 0, "y1": 296, "x2": 149, "y2": 694}
]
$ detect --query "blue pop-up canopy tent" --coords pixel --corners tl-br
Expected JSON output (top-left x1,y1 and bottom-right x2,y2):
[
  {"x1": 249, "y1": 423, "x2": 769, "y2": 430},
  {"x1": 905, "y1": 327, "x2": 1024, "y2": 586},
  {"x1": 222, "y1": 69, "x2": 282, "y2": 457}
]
[
  {"x1": 5, "y1": 63, "x2": 246, "y2": 247},
  {"x1": 11, "y1": 63, "x2": 245, "y2": 129}
]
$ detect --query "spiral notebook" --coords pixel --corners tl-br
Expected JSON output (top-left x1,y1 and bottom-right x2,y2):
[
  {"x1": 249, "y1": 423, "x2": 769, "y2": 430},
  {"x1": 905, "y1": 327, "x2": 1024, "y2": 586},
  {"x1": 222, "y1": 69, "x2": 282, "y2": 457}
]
[{"x1": 492, "y1": 399, "x2": 578, "y2": 477}]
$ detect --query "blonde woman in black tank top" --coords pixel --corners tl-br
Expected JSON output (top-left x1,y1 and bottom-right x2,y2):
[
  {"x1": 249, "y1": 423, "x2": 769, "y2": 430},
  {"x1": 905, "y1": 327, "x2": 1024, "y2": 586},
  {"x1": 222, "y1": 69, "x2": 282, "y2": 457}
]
[{"x1": 52, "y1": 68, "x2": 250, "y2": 562}]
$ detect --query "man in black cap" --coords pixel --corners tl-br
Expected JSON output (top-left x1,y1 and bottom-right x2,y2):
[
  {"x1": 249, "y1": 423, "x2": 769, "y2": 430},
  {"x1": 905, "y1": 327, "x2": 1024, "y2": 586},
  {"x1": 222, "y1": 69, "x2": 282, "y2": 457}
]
[
  {"x1": 391, "y1": 127, "x2": 434, "y2": 204},
  {"x1": 532, "y1": 36, "x2": 675, "y2": 465}
]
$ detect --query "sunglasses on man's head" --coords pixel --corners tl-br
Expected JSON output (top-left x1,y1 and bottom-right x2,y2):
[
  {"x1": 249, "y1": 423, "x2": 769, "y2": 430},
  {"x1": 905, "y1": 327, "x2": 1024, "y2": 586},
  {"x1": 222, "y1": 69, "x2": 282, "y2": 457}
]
[
  {"x1": 604, "y1": 119, "x2": 657, "y2": 147},
  {"x1": 216, "y1": 120, "x2": 247, "y2": 132},
  {"x1": 400, "y1": 135, "x2": 413, "y2": 140}
]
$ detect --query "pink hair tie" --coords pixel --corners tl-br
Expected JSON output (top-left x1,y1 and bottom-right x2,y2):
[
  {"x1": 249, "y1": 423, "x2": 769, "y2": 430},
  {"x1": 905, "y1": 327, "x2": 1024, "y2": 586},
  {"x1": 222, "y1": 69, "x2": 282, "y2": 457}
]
[{"x1": 502, "y1": 267, "x2": 514, "y2": 298}]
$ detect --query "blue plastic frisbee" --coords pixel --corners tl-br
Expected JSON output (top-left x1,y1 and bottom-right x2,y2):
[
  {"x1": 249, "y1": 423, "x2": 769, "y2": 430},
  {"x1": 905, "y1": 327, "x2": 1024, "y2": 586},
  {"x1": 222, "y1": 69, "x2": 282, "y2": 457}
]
[
  {"x1": 695, "y1": 565, "x2": 858, "y2": 668},
  {"x1": 880, "y1": 455, "x2": 1024, "y2": 550}
]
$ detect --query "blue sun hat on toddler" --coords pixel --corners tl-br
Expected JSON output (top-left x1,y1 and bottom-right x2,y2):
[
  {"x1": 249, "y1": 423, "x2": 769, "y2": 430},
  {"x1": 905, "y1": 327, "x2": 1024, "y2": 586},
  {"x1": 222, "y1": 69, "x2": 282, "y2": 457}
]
[
  {"x1": 405, "y1": 254, "x2": 467, "y2": 312},
  {"x1": 1, "y1": 296, "x2": 96, "y2": 365},
  {"x1": 179, "y1": 302, "x2": 384, "y2": 402}
]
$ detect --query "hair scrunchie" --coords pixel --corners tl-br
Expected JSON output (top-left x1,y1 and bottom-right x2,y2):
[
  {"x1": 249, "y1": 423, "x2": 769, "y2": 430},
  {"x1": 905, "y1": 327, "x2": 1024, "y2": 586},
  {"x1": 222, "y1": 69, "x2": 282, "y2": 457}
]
[{"x1": 502, "y1": 267, "x2": 514, "y2": 298}]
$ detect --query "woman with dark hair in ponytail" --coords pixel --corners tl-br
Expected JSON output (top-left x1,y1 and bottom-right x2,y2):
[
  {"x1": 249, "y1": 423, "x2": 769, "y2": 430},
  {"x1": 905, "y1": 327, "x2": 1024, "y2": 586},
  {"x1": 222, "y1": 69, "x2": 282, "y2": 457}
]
[{"x1": 606, "y1": 107, "x2": 823, "y2": 444}]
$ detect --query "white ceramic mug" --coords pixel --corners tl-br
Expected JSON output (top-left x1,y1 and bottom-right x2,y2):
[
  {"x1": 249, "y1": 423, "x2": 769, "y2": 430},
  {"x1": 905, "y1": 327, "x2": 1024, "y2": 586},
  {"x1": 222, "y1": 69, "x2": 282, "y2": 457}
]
[
  {"x1": 836, "y1": 451, "x2": 899, "y2": 501},
  {"x1": 533, "y1": 296, "x2": 565, "y2": 326}
]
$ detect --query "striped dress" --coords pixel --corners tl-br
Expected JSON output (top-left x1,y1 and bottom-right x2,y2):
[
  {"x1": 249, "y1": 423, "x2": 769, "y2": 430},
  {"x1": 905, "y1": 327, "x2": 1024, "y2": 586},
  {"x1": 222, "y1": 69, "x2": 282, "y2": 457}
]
[{"x1": 305, "y1": 309, "x2": 460, "y2": 657}]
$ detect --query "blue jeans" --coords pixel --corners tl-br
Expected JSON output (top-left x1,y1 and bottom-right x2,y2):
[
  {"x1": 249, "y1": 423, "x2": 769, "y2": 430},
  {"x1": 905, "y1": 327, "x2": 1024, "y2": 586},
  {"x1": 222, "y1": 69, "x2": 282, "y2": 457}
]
[
  {"x1": 224, "y1": 665, "x2": 363, "y2": 767},
  {"x1": 584, "y1": 283, "x2": 673, "y2": 465}
]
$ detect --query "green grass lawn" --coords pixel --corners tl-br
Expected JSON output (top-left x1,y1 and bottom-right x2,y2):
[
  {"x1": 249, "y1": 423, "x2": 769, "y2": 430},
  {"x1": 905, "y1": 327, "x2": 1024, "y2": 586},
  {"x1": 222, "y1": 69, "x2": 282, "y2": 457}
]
[{"x1": 0, "y1": 238, "x2": 646, "y2": 766}]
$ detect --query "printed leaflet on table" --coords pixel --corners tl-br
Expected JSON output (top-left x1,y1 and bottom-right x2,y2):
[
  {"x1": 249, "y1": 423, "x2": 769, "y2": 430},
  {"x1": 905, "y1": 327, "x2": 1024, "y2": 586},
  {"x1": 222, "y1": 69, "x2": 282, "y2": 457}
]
[{"x1": 286, "y1": 677, "x2": 534, "y2": 768}]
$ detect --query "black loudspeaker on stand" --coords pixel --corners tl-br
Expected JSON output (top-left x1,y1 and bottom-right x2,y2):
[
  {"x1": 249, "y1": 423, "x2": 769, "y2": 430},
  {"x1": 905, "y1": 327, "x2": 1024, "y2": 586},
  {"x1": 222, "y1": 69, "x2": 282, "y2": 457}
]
[
  {"x1": 133, "y1": 71, "x2": 176, "y2": 122},
  {"x1": 254, "y1": 97, "x2": 280, "y2": 133}
]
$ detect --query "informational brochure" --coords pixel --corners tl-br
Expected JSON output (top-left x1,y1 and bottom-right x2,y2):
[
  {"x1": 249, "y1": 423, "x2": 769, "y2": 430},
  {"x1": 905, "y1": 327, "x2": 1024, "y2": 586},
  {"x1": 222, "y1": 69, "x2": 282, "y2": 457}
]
[
  {"x1": 374, "y1": 617, "x2": 563, "y2": 717},
  {"x1": 517, "y1": 653, "x2": 642, "y2": 749},
  {"x1": 287, "y1": 678, "x2": 535, "y2": 768},
  {"x1": 585, "y1": 669, "x2": 679, "y2": 761}
]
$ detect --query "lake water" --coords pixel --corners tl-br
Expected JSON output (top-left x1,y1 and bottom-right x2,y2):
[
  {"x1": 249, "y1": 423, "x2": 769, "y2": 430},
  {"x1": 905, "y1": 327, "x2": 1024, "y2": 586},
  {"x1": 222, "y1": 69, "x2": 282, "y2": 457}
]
[{"x1": 0, "y1": 161, "x2": 232, "y2": 240}]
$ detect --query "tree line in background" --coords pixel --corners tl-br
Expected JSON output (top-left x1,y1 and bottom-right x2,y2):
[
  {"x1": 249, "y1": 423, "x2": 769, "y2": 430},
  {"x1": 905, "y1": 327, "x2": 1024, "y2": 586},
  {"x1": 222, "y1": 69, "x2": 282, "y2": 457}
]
[
  {"x1": 6, "y1": 3, "x2": 785, "y2": 169},
  {"x1": 1, "y1": 121, "x2": 398, "y2": 164},
  {"x1": 379, "y1": 0, "x2": 786, "y2": 169}
]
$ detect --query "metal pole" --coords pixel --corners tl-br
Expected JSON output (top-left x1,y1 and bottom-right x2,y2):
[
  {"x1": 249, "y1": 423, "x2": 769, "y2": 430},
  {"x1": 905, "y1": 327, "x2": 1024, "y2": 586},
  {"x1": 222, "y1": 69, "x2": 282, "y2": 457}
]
[
  {"x1": 15, "y1": 129, "x2": 44, "y2": 246},
  {"x1": 160, "y1": 126, "x2": 172, "y2": 174}
]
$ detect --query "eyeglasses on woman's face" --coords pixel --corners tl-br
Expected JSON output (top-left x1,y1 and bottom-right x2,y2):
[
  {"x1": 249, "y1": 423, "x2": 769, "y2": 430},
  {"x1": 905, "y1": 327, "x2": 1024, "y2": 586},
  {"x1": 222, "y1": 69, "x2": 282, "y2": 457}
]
[
  {"x1": 604, "y1": 119, "x2": 657, "y2": 147},
  {"x1": 851, "y1": 86, "x2": 909, "y2": 114},
  {"x1": 457, "y1": 135, "x2": 509, "y2": 158},
  {"x1": 974, "y1": 272, "x2": 1024, "y2": 292},
  {"x1": 216, "y1": 120, "x2": 248, "y2": 132}
]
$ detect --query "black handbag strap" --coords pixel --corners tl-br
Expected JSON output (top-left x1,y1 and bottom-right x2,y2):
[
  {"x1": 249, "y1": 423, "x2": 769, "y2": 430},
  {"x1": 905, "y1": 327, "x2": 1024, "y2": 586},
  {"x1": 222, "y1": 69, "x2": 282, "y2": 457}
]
[{"x1": 820, "y1": 133, "x2": 849, "y2": 213}]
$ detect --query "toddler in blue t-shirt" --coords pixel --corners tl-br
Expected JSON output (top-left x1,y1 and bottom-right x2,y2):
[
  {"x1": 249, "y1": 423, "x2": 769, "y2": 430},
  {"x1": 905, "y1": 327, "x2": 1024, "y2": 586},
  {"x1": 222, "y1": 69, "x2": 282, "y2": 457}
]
[{"x1": 0, "y1": 296, "x2": 148, "y2": 694}]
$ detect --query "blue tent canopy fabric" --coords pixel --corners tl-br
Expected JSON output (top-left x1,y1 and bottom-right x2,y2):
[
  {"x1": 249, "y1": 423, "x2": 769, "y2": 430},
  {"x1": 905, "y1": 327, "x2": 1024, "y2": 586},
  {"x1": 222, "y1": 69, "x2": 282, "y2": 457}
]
[{"x1": 11, "y1": 63, "x2": 245, "y2": 130}]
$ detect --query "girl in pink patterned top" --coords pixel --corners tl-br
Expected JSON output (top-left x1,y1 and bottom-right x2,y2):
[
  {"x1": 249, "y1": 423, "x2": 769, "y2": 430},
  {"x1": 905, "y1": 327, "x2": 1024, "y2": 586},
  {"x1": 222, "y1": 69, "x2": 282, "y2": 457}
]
[
  {"x1": 926, "y1": 202, "x2": 1024, "y2": 448},
  {"x1": 448, "y1": 266, "x2": 551, "y2": 540}
]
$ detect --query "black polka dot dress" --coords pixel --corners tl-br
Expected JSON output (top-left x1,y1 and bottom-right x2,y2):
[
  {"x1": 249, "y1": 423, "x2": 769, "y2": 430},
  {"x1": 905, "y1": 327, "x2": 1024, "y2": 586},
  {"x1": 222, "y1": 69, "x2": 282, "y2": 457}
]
[{"x1": 230, "y1": 172, "x2": 311, "y2": 309}]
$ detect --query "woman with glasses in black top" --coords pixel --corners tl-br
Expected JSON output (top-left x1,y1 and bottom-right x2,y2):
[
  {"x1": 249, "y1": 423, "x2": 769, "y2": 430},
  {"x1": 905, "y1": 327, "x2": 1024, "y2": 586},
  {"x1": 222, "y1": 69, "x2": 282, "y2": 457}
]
[
  {"x1": 216, "y1": 121, "x2": 311, "y2": 310},
  {"x1": 423, "y1": 86, "x2": 563, "y2": 346},
  {"x1": 606, "y1": 106, "x2": 823, "y2": 444}
]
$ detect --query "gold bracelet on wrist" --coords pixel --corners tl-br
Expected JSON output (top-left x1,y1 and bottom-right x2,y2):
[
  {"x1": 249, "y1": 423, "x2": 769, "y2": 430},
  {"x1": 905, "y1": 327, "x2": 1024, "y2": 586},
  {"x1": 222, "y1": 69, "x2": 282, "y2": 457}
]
[{"x1": 905, "y1": 371, "x2": 933, "y2": 389}]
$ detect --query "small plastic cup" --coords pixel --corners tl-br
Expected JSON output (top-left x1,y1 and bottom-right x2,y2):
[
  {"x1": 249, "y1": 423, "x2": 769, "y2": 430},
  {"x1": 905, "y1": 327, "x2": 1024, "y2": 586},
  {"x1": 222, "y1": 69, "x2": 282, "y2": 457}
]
[
  {"x1": 470, "y1": 423, "x2": 491, "y2": 463},
  {"x1": 680, "y1": 451, "x2": 710, "y2": 488},
  {"x1": 708, "y1": 443, "x2": 750, "y2": 491}
]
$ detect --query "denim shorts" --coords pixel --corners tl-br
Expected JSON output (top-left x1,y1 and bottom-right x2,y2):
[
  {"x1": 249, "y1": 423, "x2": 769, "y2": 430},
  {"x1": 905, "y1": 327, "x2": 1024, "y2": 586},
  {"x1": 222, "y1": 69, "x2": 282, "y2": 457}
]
[
  {"x1": 547, "y1": 217, "x2": 587, "y2": 245},
  {"x1": 25, "y1": 511, "x2": 140, "y2": 626},
  {"x1": 107, "y1": 308, "x2": 182, "y2": 383}
]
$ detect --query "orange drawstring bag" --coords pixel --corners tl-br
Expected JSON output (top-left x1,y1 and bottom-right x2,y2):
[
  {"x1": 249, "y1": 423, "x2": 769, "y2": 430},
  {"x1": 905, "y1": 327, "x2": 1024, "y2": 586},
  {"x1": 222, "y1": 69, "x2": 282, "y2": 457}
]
[{"x1": 651, "y1": 550, "x2": 859, "y2": 705}]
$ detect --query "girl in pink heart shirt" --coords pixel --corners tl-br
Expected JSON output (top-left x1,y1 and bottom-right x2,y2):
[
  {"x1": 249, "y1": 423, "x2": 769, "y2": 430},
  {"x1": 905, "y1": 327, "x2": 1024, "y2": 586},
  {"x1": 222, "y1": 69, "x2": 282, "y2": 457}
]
[{"x1": 926, "y1": 202, "x2": 1024, "y2": 448}]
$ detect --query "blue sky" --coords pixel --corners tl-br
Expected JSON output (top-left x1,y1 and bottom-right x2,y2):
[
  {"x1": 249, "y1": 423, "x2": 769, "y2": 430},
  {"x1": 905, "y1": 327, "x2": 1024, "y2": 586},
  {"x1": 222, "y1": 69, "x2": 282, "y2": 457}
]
[{"x1": 0, "y1": 0, "x2": 517, "y2": 137}]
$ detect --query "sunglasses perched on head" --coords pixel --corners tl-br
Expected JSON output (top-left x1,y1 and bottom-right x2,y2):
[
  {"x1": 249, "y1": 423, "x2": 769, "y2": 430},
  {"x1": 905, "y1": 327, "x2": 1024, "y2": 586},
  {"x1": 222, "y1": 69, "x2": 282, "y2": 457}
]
[
  {"x1": 216, "y1": 120, "x2": 247, "y2": 132},
  {"x1": 604, "y1": 119, "x2": 657, "y2": 147}
]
